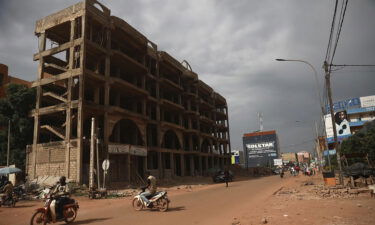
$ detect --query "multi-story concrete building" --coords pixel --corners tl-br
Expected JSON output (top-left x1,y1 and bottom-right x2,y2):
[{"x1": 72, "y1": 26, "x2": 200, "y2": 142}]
[{"x1": 26, "y1": 0, "x2": 231, "y2": 184}]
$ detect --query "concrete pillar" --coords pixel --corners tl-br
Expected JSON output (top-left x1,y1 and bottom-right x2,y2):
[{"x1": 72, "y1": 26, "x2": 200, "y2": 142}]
[
  {"x1": 158, "y1": 151, "x2": 163, "y2": 179},
  {"x1": 170, "y1": 153, "x2": 174, "y2": 177},
  {"x1": 180, "y1": 154, "x2": 185, "y2": 176},
  {"x1": 127, "y1": 154, "x2": 131, "y2": 182},
  {"x1": 190, "y1": 155, "x2": 195, "y2": 176},
  {"x1": 198, "y1": 156, "x2": 203, "y2": 176},
  {"x1": 189, "y1": 135, "x2": 193, "y2": 151},
  {"x1": 205, "y1": 156, "x2": 209, "y2": 174}
]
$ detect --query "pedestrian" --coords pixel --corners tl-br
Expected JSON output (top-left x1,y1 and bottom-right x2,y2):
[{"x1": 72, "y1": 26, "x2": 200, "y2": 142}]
[
  {"x1": 224, "y1": 169, "x2": 230, "y2": 187},
  {"x1": 295, "y1": 165, "x2": 300, "y2": 175}
]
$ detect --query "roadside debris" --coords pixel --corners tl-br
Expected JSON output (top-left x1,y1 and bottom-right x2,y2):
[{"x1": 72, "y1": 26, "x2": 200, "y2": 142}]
[{"x1": 275, "y1": 182, "x2": 373, "y2": 200}]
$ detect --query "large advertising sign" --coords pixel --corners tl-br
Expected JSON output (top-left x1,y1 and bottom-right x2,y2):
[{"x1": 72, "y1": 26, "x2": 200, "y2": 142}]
[
  {"x1": 246, "y1": 141, "x2": 277, "y2": 158},
  {"x1": 243, "y1": 131, "x2": 279, "y2": 167},
  {"x1": 326, "y1": 97, "x2": 360, "y2": 113},
  {"x1": 325, "y1": 110, "x2": 351, "y2": 143}
]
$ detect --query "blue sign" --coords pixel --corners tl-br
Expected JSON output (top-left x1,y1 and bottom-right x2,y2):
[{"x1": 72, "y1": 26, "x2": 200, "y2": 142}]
[
  {"x1": 323, "y1": 149, "x2": 336, "y2": 156},
  {"x1": 347, "y1": 106, "x2": 375, "y2": 114},
  {"x1": 326, "y1": 134, "x2": 351, "y2": 144},
  {"x1": 326, "y1": 97, "x2": 361, "y2": 113}
]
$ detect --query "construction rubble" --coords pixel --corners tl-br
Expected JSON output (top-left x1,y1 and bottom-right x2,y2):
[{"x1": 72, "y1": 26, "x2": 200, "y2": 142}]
[{"x1": 275, "y1": 179, "x2": 374, "y2": 200}]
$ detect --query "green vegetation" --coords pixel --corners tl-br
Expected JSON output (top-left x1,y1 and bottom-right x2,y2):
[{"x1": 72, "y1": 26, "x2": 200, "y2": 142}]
[
  {"x1": 0, "y1": 84, "x2": 35, "y2": 169},
  {"x1": 341, "y1": 120, "x2": 375, "y2": 165}
]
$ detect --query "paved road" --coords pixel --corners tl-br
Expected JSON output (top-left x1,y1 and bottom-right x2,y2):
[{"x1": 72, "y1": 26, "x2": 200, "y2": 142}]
[{"x1": 1, "y1": 176, "x2": 287, "y2": 225}]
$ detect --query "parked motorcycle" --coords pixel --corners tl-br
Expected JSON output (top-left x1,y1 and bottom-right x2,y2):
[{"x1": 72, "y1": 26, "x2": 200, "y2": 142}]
[
  {"x1": 0, "y1": 192, "x2": 17, "y2": 207},
  {"x1": 30, "y1": 191, "x2": 79, "y2": 225},
  {"x1": 132, "y1": 187, "x2": 170, "y2": 212},
  {"x1": 212, "y1": 170, "x2": 234, "y2": 183},
  {"x1": 14, "y1": 185, "x2": 26, "y2": 200}
]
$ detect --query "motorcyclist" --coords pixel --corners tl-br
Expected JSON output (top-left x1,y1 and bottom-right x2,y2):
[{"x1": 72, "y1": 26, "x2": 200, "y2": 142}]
[
  {"x1": 51, "y1": 176, "x2": 70, "y2": 220},
  {"x1": 1, "y1": 181, "x2": 14, "y2": 203},
  {"x1": 140, "y1": 175, "x2": 157, "y2": 208}
]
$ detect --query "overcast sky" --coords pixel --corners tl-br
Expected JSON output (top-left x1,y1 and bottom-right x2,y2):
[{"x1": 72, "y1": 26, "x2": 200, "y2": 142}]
[{"x1": 0, "y1": 0, "x2": 374, "y2": 153}]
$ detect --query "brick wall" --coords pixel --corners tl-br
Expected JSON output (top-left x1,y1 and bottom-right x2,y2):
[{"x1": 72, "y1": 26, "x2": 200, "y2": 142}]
[{"x1": 26, "y1": 141, "x2": 78, "y2": 182}]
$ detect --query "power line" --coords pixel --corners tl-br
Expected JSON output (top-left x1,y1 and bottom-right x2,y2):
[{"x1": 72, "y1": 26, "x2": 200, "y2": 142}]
[
  {"x1": 331, "y1": 64, "x2": 375, "y2": 67},
  {"x1": 325, "y1": 0, "x2": 339, "y2": 62},
  {"x1": 330, "y1": 0, "x2": 349, "y2": 65}
]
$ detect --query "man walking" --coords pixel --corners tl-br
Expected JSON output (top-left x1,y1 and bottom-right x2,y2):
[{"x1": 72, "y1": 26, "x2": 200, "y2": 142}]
[{"x1": 224, "y1": 169, "x2": 230, "y2": 188}]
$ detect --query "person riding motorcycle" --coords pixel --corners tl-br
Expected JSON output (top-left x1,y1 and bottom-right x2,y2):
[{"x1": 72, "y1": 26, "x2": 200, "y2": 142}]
[
  {"x1": 1, "y1": 181, "x2": 14, "y2": 203},
  {"x1": 51, "y1": 176, "x2": 70, "y2": 220},
  {"x1": 140, "y1": 175, "x2": 157, "y2": 208}
]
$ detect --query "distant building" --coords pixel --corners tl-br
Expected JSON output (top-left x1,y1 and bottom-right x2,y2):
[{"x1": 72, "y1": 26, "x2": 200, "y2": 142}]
[
  {"x1": 297, "y1": 151, "x2": 310, "y2": 164},
  {"x1": 242, "y1": 130, "x2": 280, "y2": 167},
  {"x1": 281, "y1": 152, "x2": 297, "y2": 164},
  {"x1": 0, "y1": 63, "x2": 31, "y2": 98}
]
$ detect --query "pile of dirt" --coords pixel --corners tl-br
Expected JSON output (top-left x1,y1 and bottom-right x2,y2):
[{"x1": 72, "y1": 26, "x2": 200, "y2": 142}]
[
  {"x1": 275, "y1": 181, "x2": 372, "y2": 200},
  {"x1": 312, "y1": 185, "x2": 371, "y2": 199}
]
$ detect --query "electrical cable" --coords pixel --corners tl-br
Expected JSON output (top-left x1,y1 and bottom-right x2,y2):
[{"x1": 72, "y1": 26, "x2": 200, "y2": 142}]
[
  {"x1": 330, "y1": 0, "x2": 349, "y2": 65},
  {"x1": 325, "y1": 0, "x2": 339, "y2": 62}
]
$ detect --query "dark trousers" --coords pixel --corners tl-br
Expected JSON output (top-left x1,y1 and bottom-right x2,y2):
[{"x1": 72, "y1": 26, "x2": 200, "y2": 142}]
[{"x1": 56, "y1": 197, "x2": 70, "y2": 218}]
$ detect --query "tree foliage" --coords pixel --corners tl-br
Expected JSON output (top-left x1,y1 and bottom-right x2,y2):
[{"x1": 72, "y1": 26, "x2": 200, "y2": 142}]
[
  {"x1": 341, "y1": 120, "x2": 375, "y2": 165},
  {"x1": 0, "y1": 84, "x2": 35, "y2": 169}
]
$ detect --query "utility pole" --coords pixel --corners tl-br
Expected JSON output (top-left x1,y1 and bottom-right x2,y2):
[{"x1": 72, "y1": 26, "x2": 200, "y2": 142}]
[
  {"x1": 96, "y1": 130, "x2": 101, "y2": 189},
  {"x1": 324, "y1": 61, "x2": 343, "y2": 185},
  {"x1": 89, "y1": 117, "x2": 95, "y2": 191},
  {"x1": 7, "y1": 120, "x2": 10, "y2": 167}
]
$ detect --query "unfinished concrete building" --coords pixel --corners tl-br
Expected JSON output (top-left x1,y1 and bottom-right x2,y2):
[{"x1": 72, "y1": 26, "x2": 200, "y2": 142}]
[{"x1": 26, "y1": 0, "x2": 231, "y2": 184}]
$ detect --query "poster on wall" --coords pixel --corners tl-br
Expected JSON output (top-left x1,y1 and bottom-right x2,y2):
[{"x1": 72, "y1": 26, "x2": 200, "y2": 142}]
[{"x1": 325, "y1": 110, "x2": 351, "y2": 142}]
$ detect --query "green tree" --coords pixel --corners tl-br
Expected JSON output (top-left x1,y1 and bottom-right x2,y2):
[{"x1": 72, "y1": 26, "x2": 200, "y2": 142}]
[
  {"x1": 0, "y1": 84, "x2": 35, "y2": 169},
  {"x1": 341, "y1": 120, "x2": 375, "y2": 165}
]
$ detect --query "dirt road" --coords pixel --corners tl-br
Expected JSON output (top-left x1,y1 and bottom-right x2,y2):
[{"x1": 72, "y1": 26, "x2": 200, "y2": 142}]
[{"x1": 1, "y1": 175, "x2": 374, "y2": 225}]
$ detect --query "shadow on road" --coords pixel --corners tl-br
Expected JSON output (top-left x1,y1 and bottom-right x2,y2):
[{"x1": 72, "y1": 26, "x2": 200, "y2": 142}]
[
  {"x1": 73, "y1": 217, "x2": 112, "y2": 224},
  {"x1": 167, "y1": 206, "x2": 186, "y2": 212},
  {"x1": 14, "y1": 204, "x2": 35, "y2": 208}
]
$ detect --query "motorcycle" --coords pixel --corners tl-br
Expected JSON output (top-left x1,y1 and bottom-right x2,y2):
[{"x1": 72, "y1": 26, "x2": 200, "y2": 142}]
[
  {"x1": 0, "y1": 192, "x2": 17, "y2": 207},
  {"x1": 30, "y1": 191, "x2": 79, "y2": 225},
  {"x1": 14, "y1": 185, "x2": 26, "y2": 200},
  {"x1": 212, "y1": 170, "x2": 234, "y2": 183},
  {"x1": 132, "y1": 187, "x2": 170, "y2": 212}
]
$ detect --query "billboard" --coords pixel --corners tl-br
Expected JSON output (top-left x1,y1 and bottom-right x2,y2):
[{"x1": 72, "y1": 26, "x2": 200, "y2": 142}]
[
  {"x1": 243, "y1": 131, "x2": 279, "y2": 167},
  {"x1": 325, "y1": 97, "x2": 360, "y2": 113},
  {"x1": 325, "y1": 110, "x2": 351, "y2": 143}
]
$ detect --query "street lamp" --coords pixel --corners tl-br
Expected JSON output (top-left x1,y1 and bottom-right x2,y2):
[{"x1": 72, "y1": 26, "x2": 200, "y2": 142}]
[
  {"x1": 275, "y1": 59, "x2": 323, "y2": 114},
  {"x1": 276, "y1": 58, "x2": 330, "y2": 169}
]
